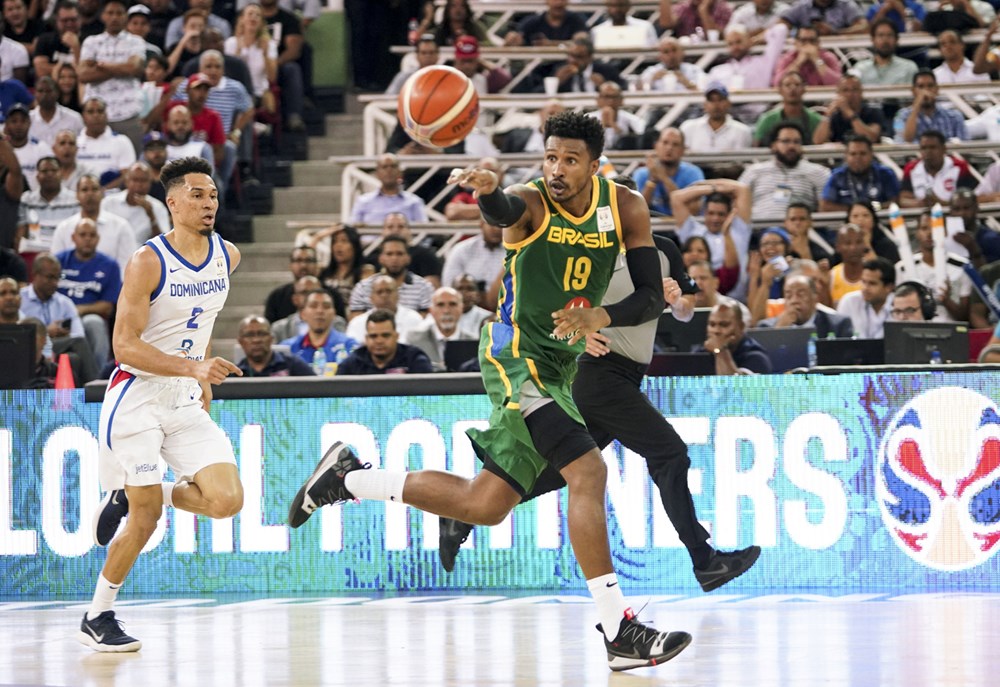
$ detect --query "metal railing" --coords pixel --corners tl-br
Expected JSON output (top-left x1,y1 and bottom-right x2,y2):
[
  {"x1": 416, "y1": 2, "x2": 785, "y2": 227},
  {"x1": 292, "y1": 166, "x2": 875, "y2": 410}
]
[{"x1": 360, "y1": 81, "x2": 1000, "y2": 155}]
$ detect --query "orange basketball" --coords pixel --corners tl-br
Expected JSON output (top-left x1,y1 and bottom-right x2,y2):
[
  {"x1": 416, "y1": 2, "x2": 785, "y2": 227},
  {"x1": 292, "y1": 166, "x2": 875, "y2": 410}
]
[{"x1": 397, "y1": 65, "x2": 480, "y2": 148}]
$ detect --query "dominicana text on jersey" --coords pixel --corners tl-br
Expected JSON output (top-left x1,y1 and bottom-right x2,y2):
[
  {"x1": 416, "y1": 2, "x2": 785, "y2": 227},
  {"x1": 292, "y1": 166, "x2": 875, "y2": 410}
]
[{"x1": 121, "y1": 233, "x2": 230, "y2": 371}]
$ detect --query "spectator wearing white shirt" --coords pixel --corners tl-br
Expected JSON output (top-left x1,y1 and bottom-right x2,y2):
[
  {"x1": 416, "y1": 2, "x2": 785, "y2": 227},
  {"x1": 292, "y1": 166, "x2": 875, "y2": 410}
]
[
  {"x1": 965, "y1": 104, "x2": 1000, "y2": 142},
  {"x1": 933, "y1": 29, "x2": 990, "y2": 84},
  {"x1": 590, "y1": 0, "x2": 659, "y2": 49},
  {"x1": 730, "y1": 0, "x2": 791, "y2": 36},
  {"x1": 17, "y1": 155, "x2": 79, "y2": 255},
  {"x1": 976, "y1": 160, "x2": 1000, "y2": 204},
  {"x1": 639, "y1": 35, "x2": 705, "y2": 93},
  {"x1": 48, "y1": 173, "x2": 137, "y2": 275},
  {"x1": 77, "y1": 0, "x2": 147, "y2": 153},
  {"x1": 100, "y1": 162, "x2": 171, "y2": 243},
  {"x1": 75, "y1": 97, "x2": 137, "y2": 188},
  {"x1": 5, "y1": 103, "x2": 54, "y2": 194},
  {"x1": 29, "y1": 76, "x2": 84, "y2": 148},
  {"x1": 441, "y1": 219, "x2": 505, "y2": 294},
  {"x1": 680, "y1": 82, "x2": 752, "y2": 152},
  {"x1": 894, "y1": 212, "x2": 972, "y2": 323},
  {"x1": 588, "y1": 81, "x2": 646, "y2": 151},
  {"x1": 0, "y1": 35, "x2": 29, "y2": 82},
  {"x1": 836, "y1": 257, "x2": 895, "y2": 338},
  {"x1": 237, "y1": 0, "x2": 321, "y2": 29},
  {"x1": 345, "y1": 274, "x2": 425, "y2": 342},
  {"x1": 163, "y1": 105, "x2": 215, "y2": 167}
]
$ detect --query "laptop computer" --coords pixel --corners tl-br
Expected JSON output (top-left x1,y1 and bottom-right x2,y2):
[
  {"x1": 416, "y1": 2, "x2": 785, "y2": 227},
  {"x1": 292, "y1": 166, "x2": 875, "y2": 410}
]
[
  {"x1": 645, "y1": 351, "x2": 716, "y2": 377},
  {"x1": 815, "y1": 338, "x2": 885, "y2": 367},
  {"x1": 444, "y1": 339, "x2": 480, "y2": 372},
  {"x1": 655, "y1": 308, "x2": 711, "y2": 353},
  {"x1": 745, "y1": 326, "x2": 817, "y2": 373},
  {"x1": 883, "y1": 321, "x2": 969, "y2": 364}
]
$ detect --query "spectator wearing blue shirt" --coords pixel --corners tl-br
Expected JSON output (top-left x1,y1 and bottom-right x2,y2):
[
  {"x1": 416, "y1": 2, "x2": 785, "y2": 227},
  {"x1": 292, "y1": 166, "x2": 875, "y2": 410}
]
[
  {"x1": 820, "y1": 135, "x2": 901, "y2": 212},
  {"x1": 282, "y1": 290, "x2": 358, "y2": 375},
  {"x1": 894, "y1": 70, "x2": 968, "y2": 143},
  {"x1": 866, "y1": 0, "x2": 926, "y2": 32},
  {"x1": 236, "y1": 315, "x2": 315, "y2": 377},
  {"x1": 19, "y1": 252, "x2": 96, "y2": 369},
  {"x1": 633, "y1": 128, "x2": 705, "y2": 216},
  {"x1": 780, "y1": 0, "x2": 868, "y2": 34},
  {"x1": 348, "y1": 153, "x2": 428, "y2": 226},
  {"x1": 337, "y1": 308, "x2": 433, "y2": 375},
  {"x1": 56, "y1": 217, "x2": 121, "y2": 366}
]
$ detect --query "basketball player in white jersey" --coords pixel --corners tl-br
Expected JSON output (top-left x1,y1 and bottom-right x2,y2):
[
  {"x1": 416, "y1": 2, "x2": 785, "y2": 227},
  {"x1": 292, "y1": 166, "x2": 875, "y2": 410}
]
[{"x1": 79, "y1": 157, "x2": 244, "y2": 652}]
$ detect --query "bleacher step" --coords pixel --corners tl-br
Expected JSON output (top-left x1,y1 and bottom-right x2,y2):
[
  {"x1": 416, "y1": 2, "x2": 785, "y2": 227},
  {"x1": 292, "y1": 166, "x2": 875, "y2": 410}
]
[
  {"x1": 251, "y1": 213, "x2": 339, "y2": 243},
  {"x1": 272, "y1": 185, "x2": 342, "y2": 216}
]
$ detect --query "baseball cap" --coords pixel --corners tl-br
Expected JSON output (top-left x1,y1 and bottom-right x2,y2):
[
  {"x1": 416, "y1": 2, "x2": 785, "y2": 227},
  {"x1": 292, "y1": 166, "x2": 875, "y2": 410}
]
[
  {"x1": 454, "y1": 35, "x2": 480, "y2": 60},
  {"x1": 143, "y1": 131, "x2": 167, "y2": 148},
  {"x1": 760, "y1": 227, "x2": 791, "y2": 245},
  {"x1": 187, "y1": 72, "x2": 212, "y2": 89},
  {"x1": 127, "y1": 4, "x2": 150, "y2": 17},
  {"x1": 6, "y1": 102, "x2": 29, "y2": 118},
  {"x1": 704, "y1": 81, "x2": 729, "y2": 99}
]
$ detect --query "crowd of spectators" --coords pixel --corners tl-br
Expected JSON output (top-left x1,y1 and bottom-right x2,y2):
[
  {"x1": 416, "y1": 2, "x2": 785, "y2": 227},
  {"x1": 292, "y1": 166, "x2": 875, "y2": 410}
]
[
  {"x1": 0, "y1": 0, "x2": 320, "y2": 386},
  {"x1": 7, "y1": 0, "x2": 1000, "y2": 386},
  {"x1": 319, "y1": 0, "x2": 1000, "y2": 375}
]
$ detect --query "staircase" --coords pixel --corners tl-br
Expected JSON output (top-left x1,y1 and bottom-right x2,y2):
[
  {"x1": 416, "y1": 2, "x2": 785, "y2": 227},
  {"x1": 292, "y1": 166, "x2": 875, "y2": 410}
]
[{"x1": 214, "y1": 110, "x2": 363, "y2": 359}]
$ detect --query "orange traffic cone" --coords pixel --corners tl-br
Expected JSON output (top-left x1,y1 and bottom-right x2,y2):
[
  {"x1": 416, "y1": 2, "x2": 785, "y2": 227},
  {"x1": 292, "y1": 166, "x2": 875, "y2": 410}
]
[{"x1": 55, "y1": 353, "x2": 75, "y2": 390}]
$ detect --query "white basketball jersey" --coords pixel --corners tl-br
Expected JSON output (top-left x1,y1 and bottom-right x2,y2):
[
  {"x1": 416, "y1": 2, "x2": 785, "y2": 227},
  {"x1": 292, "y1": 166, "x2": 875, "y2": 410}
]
[{"x1": 120, "y1": 232, "x2": 231, "y2": 376}]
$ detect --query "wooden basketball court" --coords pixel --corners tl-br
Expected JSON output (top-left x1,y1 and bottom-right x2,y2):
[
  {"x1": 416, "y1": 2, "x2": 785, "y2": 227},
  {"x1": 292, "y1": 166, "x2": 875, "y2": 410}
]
[{"x1": 2, "y1": 592, "x2": 997, "y2": 686}]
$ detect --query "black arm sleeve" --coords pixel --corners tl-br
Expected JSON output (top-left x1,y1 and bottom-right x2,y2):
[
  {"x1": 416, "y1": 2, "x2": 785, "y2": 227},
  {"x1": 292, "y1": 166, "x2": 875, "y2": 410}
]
[
  {"x1": 653, "y1": 234, "x2": 698, "y2": 296},
  {"x1": 477, "y1": 187, "x2": 527, "y2": 227},
  {"x1": 603, "y1": 245, "x2": 665, "y2": 327}
]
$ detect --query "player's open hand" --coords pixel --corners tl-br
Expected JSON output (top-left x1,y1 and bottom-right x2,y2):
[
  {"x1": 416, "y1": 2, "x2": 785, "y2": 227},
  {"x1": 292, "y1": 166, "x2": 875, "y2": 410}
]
[
  {"x1": 194, "y1": 357, "x2": 243, "y2": 385},
  {"x1": 552, "y1": 306, "x2": 612, "y2": 346},
  {"x1": 448, "y1": 167, "x2": 500, "y2": 197},
  {"x1": 584, "y1": 331, "x2": 612, "y2": 357}
]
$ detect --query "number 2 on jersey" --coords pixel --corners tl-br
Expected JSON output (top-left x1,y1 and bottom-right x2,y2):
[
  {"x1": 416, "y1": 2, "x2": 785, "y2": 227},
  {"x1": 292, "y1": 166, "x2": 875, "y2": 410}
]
[
  {"x1": 562, "y1": 256, "x2": 592, "y2": 292},
  {"x1": 187, "y1": 307, "x2": 204, "y2": 329}
]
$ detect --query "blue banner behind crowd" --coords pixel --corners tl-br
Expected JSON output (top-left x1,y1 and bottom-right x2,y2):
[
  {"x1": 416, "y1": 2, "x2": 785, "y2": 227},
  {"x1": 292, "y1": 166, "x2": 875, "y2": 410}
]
[{"x1": 2, "y1": 371, "x2": 999, "y2": 596}]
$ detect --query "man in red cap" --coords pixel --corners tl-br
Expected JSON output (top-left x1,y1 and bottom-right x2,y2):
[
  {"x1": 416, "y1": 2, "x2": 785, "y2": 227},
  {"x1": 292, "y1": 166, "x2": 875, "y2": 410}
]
[{"x1": 450, "y1": 35, "x2": 510, "y2": 94}]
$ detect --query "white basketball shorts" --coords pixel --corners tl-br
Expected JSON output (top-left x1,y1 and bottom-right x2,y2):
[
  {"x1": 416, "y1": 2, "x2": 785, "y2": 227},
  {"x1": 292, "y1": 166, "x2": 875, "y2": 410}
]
[{"x1": 97, "y1": 367, "x2": 237, "y2": 491}]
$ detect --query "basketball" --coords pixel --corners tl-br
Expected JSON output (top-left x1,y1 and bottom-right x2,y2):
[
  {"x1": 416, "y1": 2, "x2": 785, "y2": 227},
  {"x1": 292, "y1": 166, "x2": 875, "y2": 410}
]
[{"x1": 398, "y1": 65, "x2": 479, "y2": 149}]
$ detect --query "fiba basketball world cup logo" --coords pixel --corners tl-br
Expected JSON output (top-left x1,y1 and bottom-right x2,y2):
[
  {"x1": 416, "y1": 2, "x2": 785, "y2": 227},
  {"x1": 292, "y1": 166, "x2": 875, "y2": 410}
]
[{"x1": 876, "y1": 387, "x2": 1000, "y2": 571}]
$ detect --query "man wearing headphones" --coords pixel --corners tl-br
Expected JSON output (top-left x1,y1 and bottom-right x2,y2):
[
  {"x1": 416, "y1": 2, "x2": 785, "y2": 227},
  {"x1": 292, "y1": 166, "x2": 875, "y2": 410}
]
[{"x1": 890, "y1": 281, "x2": 936, "y2": 321}]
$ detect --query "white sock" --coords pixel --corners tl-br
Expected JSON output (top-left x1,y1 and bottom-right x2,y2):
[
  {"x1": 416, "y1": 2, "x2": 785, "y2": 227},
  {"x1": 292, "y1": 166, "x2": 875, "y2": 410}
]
[
  {"x1": 343, "y1": 470, "x2": 407, "y2": 503},
  {"x1": 87, "y1": 574, "x2": 122, "y2": 620},
  {"x1": 587, "y1": 573, "x2": 630, "y2": 641},
  {"x1": 161, "y1": 482, "x2": 175, "y2": 507}
]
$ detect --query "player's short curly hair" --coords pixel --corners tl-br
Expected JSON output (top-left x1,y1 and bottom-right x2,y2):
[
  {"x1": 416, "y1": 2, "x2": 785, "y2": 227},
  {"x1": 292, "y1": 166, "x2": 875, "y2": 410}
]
[
  {"x1": 161, "y1": 156, "x2": 215, "y2": 194},
  {"x1": 543, "y1": 110, "x2": 605, "y2": 161}
]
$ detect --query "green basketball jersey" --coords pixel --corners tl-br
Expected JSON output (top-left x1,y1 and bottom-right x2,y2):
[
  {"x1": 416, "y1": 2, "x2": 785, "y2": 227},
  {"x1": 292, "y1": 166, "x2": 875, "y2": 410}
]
[{"x1": 494, "y1": 176, "x2": 624, "y2": 360}]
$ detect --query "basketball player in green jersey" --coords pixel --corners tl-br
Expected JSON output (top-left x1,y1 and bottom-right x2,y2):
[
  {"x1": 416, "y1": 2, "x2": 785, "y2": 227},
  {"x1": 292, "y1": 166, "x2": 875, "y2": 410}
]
[{"x1": 288, "y1": 112, "x2": 691, "y2": 671}]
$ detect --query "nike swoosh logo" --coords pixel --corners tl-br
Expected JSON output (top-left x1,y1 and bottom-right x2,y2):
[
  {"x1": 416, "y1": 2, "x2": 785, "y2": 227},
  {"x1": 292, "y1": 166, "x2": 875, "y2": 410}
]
[
  {"x1": 169, "y1": 267, "x2": 183, "y2": 273},
  {"x1": 111, "y1": 492, "x2": 120, "y2": 505},
  {"x1": 86, "y1": 625, "x2": 105, "y2": 642},
  {"x1": 390, "y1": 496, "x2": 396, "y2": 501},
  {"x1": 606, "y1": 581, "x2": 618, "y2": 588}
]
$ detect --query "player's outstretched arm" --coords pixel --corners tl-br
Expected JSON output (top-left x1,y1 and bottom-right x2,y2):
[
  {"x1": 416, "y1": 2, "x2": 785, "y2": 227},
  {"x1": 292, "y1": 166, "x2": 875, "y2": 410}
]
[
  {"x1": 451, "y1": 166, "x2": 540, "y2": 242},
  {"x1": 114, "y1": 247, "x2": 242, "y2": 384}
]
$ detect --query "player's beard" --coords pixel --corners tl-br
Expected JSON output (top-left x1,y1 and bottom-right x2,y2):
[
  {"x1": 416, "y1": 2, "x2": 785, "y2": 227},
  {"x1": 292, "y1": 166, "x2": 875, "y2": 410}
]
[{"x1": 199, "y1": 228, "x2": 215, "y2": 237}]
